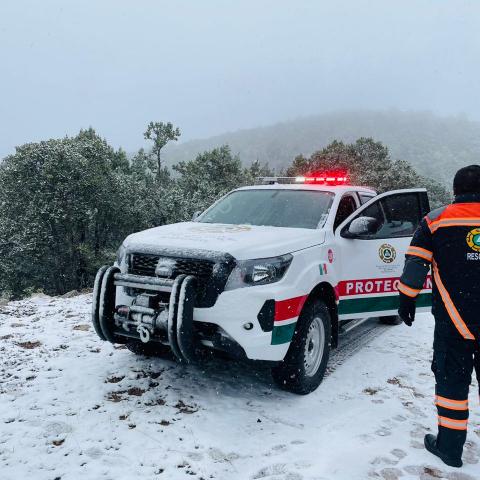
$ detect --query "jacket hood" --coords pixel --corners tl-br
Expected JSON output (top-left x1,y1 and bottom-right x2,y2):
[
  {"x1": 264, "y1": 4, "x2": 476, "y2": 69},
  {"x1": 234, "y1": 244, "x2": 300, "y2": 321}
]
[{"x1": 123, "y1": 222, "x2": 325, "y2": 260}]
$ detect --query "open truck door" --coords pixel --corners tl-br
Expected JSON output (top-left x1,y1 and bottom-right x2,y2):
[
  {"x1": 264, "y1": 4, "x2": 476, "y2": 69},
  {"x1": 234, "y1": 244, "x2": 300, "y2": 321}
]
[{"x1": 334, "y1": 189, "x2": 432, "y2": 320}]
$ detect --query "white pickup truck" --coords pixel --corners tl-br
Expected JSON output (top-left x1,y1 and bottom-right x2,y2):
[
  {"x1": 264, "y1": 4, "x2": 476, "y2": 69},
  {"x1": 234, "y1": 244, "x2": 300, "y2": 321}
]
[{"x1": 92, "y1": 175, "x2": 432, "y2": 394}]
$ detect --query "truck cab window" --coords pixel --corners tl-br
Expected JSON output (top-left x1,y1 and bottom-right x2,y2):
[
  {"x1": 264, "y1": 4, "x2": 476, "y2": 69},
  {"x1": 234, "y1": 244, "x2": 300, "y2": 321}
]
[
  {"x1": 334, "y1": 195, "x2": 357, "y2": 230},
  {"x1": 359, "y1": 193, "x2": 375, "y2": 204},
  {"x1": 347, "y1": 192, "x2": 424, "y2": 239},
  {"x1": 375, "y1": 193, "x2": 422, "y2": 237}
]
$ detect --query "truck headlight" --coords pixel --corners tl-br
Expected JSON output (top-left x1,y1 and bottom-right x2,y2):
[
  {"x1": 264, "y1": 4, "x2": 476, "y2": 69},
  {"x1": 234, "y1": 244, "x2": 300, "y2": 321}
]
[
  {"x1": 116, "y1": 244, "x2": 127, "y2": 266},
  {"x1": 225, "y1": 254, "x2": 293, "y2": 290}
]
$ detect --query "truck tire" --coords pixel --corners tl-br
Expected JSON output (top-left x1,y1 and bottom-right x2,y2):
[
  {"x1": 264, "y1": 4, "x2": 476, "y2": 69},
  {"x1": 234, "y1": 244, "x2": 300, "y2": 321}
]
[
  {"x1": 176, "y1": 275, "x2": 196, "y2": 363},
  {"x1": 379, "y1": 315, "x2": 402, "y2": 325},
  {"x1": 92, "y1": 265, "x2": 109, "y2": 341},
  {"x1": 98, "y1": 266, "x2": 127, "y2": 344},
  {"x1": 126, "y1": 340, "x2": 171, "y2": 357},
  {"x1": 271, "y1": 299, "x2": 331, "y2": 395}
]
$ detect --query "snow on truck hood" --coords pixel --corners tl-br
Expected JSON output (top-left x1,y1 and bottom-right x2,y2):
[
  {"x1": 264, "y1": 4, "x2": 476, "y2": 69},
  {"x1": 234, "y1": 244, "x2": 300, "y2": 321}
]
[{"x1": 124, "y1": 222, "x2": 325, "y2": 260}]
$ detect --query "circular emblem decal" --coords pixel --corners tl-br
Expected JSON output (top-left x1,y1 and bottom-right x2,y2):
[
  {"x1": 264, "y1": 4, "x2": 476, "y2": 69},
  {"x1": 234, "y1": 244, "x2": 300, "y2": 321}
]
[
  {"x1": 379, "y1": 243, "x2": 396, "y2": 264},
  {"x1": 327, "y1": 249, "x2": 334, "y2": 263},
  {"x1": 466, "y1": 228, "x2": 480, "y2": 252}
]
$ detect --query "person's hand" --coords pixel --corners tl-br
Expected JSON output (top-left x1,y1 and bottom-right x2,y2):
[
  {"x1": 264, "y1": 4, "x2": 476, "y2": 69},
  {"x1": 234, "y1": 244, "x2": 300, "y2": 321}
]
[{"x1": 398, "y1": 293, "x2": 416, "y2": 326}]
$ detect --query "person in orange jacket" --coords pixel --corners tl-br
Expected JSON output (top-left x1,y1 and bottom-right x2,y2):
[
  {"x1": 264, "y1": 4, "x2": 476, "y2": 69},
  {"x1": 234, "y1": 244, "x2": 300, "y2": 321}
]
[{"x1": 398, "y1": 165, "x2": 480, "y2": 468}]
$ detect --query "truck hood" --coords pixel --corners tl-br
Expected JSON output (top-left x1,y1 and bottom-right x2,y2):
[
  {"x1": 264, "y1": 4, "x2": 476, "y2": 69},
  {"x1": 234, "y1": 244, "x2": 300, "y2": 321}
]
[{"x1": 124, "y1": 222, "x2": 325, "y2": 260}]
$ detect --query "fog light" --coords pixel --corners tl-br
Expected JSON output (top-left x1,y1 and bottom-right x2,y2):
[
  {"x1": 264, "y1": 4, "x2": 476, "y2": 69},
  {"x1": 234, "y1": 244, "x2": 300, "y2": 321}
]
[{"x1": 243, "y1": 322, "x2": 254, "y2": 331}]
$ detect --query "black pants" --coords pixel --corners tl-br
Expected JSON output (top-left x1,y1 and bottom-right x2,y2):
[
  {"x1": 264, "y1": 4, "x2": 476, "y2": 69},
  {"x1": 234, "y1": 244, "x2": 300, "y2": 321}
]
[{"x1": 432, "y1": 330, "x2": 480, "y2": 460}]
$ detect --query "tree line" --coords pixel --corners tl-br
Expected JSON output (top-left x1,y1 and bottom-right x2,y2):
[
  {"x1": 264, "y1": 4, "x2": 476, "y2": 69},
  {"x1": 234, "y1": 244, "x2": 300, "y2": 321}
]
[{"x1": 0, "y1": 123, "x2": 449, "y2": 299}]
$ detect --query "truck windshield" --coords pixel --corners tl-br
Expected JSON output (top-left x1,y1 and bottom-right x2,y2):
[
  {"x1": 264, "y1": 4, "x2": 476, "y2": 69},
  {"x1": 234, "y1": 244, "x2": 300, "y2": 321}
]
[{"x1": 198, "y1": 189, "x2": 334, "y2": 229}]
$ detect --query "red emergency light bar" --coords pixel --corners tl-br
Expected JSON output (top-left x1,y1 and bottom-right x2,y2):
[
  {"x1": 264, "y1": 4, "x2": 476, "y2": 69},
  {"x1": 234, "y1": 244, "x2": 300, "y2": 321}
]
[{"x1": 295, "y1": 172, "x2": 349, "y2": 186}]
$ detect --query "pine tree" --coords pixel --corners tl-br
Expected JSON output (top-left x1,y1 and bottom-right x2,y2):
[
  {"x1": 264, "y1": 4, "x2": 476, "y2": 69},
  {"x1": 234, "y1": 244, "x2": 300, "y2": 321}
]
[{"x1": 144, "y1": 121, "x2": 181, "y2": 181}]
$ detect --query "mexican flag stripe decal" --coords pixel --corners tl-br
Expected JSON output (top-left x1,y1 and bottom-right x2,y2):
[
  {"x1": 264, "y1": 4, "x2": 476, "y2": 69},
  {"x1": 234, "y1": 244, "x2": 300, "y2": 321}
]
[{"x1": 271, "y1": 295, "x2": 307, "y2": 345}]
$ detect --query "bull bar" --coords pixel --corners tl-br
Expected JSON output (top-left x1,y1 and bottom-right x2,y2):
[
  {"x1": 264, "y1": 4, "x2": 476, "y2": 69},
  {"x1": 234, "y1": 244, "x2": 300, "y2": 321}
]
[{"x1": 92, "y1": 266, "x2": 197, "y2": 363}]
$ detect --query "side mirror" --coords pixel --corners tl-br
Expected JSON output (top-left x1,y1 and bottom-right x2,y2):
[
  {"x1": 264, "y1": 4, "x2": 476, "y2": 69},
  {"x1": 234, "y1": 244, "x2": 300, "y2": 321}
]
[
  {"x1": 342, "y1": 216, "x2": 379, "y2": 238},
  {"x1": 192, "y1": 210, "x2": 202, "y2": 221}
]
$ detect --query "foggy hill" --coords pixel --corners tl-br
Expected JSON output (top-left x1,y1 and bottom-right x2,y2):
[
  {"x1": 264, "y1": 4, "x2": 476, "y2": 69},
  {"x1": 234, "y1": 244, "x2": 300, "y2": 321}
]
[{"x1": 163, "y1": 110, "x2": 480, "y2": 185}]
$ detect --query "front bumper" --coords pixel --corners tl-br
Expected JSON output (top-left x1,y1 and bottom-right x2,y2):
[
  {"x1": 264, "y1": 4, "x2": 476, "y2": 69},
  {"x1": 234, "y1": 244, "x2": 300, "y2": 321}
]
[{"x1": 115, "y1": 273, "x2": 302, "y2": 362}]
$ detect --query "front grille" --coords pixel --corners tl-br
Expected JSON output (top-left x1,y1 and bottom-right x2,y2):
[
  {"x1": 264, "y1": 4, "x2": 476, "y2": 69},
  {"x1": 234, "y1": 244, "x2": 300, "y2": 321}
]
[
  {"x1": 130, "y1": 253, "x2": 158, "y2": 276},
  {"x1": 130, "y1": 253, "x2": 214, "y2": 279},
  {"x1": 128, "y1": 252, "x2": 233, "y2": 307}
]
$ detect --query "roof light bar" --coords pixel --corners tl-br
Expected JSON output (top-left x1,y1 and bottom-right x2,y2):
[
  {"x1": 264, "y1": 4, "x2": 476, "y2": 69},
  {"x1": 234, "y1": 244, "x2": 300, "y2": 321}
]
[
  {"x1": 295, "y1": 172, "x2": 349, "y2": 186},
  {"x1": 255, "y1": 174, "x2": 349, "y2": 186}
]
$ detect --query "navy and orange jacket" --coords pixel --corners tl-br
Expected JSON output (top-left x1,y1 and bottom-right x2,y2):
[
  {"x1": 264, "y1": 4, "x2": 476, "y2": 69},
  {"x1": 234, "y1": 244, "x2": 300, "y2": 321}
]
[{"x1": 399, "y1": 193, "x2": 480, "y2": 340}]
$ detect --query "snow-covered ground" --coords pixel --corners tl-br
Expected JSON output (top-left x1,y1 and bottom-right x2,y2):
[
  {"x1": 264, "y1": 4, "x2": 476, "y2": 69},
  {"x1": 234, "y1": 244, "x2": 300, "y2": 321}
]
[{"x1": 0, "y1": 294, "x2": 479, "y2": 480}]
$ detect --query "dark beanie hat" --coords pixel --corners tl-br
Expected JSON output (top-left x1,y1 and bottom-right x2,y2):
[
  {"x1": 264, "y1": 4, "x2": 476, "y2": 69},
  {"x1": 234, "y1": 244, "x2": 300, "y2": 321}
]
[{"x1": 453, "y1": 165, "x2": 480, "y2": 196}]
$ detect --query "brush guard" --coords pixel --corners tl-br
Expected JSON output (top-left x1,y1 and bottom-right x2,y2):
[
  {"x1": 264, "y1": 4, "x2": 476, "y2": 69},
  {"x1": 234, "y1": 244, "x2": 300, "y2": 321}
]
[{"x1": 92, "y1": 266, "x2": 197, "y2": 363}]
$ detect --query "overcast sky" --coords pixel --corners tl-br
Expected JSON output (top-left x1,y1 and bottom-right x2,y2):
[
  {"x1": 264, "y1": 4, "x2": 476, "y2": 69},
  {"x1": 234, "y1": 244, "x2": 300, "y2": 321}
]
[{"x1": 1, "y1": 0, "x2": 479, "y2": 158}]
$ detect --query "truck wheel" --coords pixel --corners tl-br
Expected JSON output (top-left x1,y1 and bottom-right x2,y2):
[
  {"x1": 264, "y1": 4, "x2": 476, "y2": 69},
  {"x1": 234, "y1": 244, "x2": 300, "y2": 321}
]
[
  {"x1": 271, "y1": 299, "x2": 331, "y2": 395},
  {"x1": 126, "y1": 340, "x2": 171, "y2": 357},
  {"x1": 379, "y1": 315, "x2": 402, "y2": 325}
]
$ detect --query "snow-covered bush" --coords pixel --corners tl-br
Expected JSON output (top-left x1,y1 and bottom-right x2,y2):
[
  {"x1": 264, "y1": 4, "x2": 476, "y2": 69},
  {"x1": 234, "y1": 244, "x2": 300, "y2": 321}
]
[
  {"x1": 0, "y1": 131, "x2": 447, "y2": 299},
  {"x1": 0, "y1": 129, "x2": 157, "y2": 297}
]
